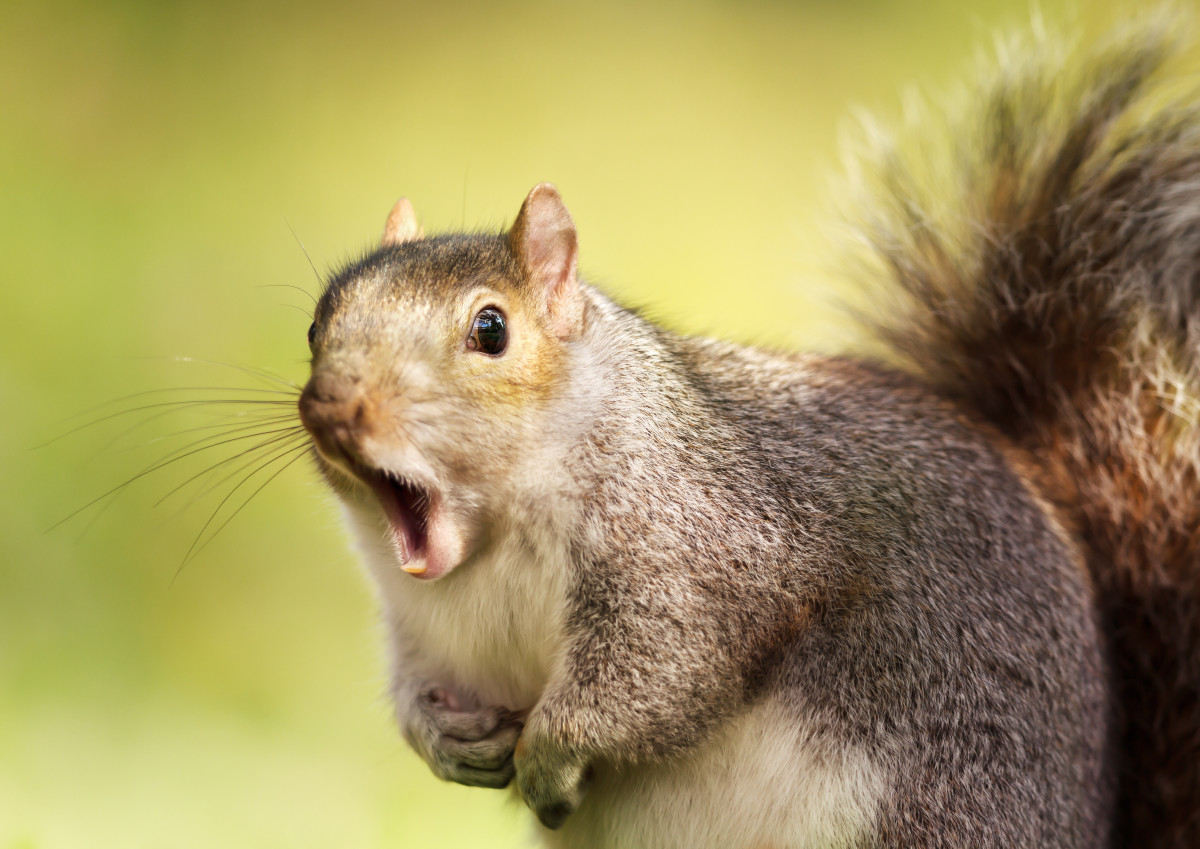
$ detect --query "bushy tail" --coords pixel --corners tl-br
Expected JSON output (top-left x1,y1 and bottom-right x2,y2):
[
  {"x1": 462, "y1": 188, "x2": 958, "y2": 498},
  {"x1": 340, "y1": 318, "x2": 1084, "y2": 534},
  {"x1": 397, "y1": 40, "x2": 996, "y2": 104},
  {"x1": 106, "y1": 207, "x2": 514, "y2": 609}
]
[{"x1": 856, "y1": 15, "x2": 1200, "y2": 847}]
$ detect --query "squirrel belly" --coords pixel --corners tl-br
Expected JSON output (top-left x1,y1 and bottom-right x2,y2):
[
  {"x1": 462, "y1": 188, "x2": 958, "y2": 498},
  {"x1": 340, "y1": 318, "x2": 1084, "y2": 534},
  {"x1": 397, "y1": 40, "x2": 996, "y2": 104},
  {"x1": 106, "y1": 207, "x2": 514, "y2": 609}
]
[{"x1": 542, "y1": 696, "x2": 888, "y2": 849}]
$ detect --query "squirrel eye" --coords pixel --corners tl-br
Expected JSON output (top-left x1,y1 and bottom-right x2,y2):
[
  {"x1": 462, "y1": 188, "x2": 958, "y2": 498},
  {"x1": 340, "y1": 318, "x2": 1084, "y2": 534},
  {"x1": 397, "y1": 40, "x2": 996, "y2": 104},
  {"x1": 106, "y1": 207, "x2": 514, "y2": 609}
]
[
  {"x1": 307, "y1": 321, "x2": 317, "y2": 348},
  {"x1": 467, "y1": 307, "x2": 507, "y2": 355}
]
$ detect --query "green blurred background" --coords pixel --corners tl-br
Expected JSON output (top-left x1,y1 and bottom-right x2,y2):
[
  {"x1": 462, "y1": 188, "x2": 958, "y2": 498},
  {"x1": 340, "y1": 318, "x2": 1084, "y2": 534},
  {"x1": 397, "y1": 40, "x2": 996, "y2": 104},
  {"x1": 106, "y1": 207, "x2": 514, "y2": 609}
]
[{"x1": 0, "y1": 0, "x2": 1134, "y2": 846}]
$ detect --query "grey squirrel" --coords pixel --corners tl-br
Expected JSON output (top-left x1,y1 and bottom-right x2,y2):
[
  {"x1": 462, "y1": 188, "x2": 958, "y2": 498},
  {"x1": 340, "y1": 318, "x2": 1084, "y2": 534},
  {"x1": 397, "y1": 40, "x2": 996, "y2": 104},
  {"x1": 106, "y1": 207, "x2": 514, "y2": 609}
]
[{"x1": 296, "y1": 18, "x2": 1200, "y2": 849}]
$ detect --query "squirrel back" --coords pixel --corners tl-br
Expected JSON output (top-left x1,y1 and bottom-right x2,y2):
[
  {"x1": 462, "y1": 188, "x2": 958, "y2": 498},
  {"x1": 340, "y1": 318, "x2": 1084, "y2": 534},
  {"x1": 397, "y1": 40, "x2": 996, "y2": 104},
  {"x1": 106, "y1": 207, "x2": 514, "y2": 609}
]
[{"x1": 857, "y1": 17, "x2": 1200, "y2": 845}]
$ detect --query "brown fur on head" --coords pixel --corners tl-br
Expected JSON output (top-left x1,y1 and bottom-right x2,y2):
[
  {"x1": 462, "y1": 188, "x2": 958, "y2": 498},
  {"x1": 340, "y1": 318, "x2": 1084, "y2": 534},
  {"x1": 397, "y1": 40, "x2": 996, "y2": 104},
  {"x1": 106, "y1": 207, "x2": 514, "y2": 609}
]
[{"x1": 298, "y1": 185, "x2": 585, "y2": 581}]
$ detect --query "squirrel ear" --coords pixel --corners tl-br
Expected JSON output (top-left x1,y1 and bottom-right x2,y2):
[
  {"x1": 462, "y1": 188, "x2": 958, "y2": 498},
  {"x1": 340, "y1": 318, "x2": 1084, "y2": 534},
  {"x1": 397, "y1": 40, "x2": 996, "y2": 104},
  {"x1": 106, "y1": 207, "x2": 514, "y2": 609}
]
[
  {"x1": 508, "y1": 183, "x2": 582, "y2": 339},
  {"x1": 382, "y1": 198, "x2": 423, "y2": 246}
]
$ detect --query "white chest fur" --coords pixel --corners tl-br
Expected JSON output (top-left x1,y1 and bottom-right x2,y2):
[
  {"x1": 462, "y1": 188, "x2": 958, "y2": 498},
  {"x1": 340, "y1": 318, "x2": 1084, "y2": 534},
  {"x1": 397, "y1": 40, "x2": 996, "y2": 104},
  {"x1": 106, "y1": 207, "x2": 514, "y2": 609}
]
[
  {"x1": 543, "y1": 697, "x2": 886, "y2": 849},
  {"x1": 345, "y1": 503, "x2": 568, "y2": 711}
]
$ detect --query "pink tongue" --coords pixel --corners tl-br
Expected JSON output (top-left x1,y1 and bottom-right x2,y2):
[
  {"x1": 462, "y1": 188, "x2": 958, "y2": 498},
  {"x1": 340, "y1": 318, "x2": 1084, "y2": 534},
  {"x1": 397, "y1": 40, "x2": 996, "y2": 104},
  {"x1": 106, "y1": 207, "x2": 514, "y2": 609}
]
[{"x1": 372, "y1": 481, "x2": 420, "y2": 564}]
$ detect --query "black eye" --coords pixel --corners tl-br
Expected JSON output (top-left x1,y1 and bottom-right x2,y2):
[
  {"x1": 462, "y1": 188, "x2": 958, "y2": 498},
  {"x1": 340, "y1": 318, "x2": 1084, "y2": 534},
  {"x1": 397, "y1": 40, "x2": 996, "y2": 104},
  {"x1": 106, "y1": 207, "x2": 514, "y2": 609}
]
[
  {"x1": 467, "y1": 307, "x2": 507, "y2": 355},
  {"x1": 307, "y1": 321, "x2": 316, "y2": 348}
]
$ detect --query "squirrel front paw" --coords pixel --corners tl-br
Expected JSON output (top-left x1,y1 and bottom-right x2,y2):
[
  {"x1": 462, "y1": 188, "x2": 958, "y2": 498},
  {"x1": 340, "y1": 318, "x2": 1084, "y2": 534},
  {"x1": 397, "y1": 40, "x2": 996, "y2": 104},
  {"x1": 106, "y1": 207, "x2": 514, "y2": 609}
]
[
  {"x1": 514, "y1": 726, "x2": 592, "y2": 829},
  {"x1": 400, "y1": 686, "x2": 524, "y2": 789}
]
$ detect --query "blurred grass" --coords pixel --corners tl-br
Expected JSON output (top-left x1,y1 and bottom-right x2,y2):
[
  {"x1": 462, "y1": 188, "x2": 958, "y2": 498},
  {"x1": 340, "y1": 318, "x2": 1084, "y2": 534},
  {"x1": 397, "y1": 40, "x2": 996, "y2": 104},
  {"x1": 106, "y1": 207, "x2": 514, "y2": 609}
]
[{"x1": 0, "y1": 0, "x2": 1135, "y2": 846}]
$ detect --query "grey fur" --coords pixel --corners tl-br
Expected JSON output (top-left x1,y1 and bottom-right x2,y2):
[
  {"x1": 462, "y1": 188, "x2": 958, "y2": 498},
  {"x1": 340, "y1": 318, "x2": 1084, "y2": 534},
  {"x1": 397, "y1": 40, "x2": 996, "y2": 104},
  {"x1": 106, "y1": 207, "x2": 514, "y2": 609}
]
[{"x1": 298, "y1": 15, "x2": 1200, "y2": 848}]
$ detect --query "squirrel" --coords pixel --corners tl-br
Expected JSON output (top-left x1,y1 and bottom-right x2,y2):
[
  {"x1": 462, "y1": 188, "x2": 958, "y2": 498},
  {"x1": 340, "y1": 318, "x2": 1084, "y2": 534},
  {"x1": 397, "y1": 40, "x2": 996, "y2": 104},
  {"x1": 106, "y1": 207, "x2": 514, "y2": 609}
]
[{"x1": 295, "y1": 17, "x2": 1200, "y2": 849}]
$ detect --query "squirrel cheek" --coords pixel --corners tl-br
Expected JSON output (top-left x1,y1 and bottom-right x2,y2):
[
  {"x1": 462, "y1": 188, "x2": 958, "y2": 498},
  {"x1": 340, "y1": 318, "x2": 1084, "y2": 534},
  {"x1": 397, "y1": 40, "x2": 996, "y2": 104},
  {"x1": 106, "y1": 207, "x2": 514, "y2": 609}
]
[{"x1": 406, "y1": 505, "x2": 468, "y2": 581}]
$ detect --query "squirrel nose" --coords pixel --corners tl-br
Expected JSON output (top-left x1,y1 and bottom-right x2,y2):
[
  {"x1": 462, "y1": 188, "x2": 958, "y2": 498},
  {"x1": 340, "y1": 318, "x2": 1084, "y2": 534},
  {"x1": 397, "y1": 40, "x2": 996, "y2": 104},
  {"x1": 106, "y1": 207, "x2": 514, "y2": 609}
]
[{"x1": 298, "y1": 371, "x2": 377, "y2": 465}]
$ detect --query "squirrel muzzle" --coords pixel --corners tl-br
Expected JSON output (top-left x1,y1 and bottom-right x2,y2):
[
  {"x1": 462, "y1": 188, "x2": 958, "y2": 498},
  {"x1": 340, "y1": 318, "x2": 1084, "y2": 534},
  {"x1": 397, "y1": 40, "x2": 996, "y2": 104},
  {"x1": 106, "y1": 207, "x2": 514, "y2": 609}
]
[
  {"x1": 297, "y1": 369, "x2": 377, "y2": 468},
  {"x1": 298, "y1": 368, "x2": 464, "y2": 581}
]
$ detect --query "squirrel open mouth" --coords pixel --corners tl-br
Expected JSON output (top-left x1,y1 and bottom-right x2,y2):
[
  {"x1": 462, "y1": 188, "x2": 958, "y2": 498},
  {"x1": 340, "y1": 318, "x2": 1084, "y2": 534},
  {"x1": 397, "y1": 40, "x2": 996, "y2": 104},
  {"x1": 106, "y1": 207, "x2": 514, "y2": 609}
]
[{"x1": 365, "y1": 471, "x2": 432, "y2": 571}]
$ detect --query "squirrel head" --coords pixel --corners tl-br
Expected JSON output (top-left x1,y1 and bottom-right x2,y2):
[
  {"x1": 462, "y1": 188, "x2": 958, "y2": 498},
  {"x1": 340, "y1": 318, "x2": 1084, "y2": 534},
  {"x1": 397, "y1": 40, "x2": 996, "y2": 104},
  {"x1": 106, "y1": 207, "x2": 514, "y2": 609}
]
[{"x1": 298, "y1": 184, "x2": 585, "y2": 581}]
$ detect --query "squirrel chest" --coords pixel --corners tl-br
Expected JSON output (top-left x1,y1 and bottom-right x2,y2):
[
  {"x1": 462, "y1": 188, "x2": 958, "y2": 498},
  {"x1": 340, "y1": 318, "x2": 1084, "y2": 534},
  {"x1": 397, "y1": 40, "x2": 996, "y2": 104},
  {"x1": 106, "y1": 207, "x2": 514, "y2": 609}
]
[{"x1": 345, "y1": 497, "x2": 569, "y2": 711}]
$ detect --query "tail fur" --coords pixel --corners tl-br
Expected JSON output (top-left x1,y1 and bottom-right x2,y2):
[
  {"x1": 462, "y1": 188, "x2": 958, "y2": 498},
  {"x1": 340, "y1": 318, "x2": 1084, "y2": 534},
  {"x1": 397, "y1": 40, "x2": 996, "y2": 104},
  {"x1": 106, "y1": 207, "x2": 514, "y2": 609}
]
[{"x1": 856, "y1": 15, "x2": 1200, "y2": 847}]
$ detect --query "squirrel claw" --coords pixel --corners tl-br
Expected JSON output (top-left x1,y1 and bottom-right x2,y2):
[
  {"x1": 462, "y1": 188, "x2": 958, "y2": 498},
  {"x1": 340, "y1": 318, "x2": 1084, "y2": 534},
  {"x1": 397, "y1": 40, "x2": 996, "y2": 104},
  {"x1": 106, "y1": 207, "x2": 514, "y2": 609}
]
[
  {"x1": 515, "y1": 733, "x2": 591, "y2": 830},
  {"x1": 536, "y1": 800, "x2": 575, "y2": 831}
]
